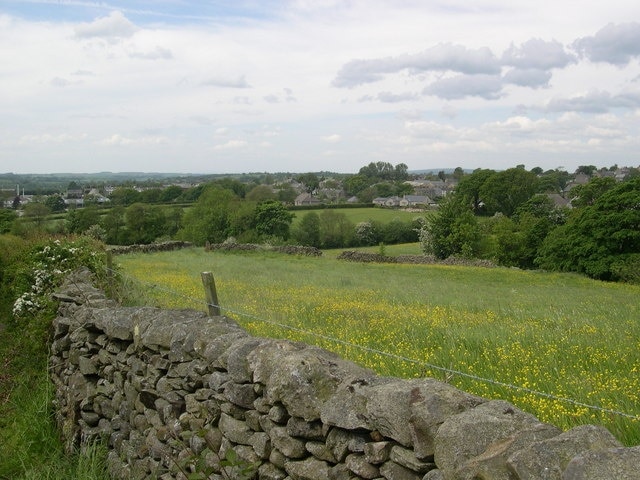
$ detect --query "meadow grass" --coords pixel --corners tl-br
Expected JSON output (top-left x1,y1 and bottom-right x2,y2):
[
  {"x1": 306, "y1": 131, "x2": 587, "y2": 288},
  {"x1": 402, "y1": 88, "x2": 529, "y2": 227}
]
[
  {"x1": 115, "y1": 247, "x2": 640, "y2": 445},
  {"x1": 290, "y1": 207, "x2": 428, "y2": 226},
  {"x1": 0, "y1": 330, "x2": 109, "y2": 480}
]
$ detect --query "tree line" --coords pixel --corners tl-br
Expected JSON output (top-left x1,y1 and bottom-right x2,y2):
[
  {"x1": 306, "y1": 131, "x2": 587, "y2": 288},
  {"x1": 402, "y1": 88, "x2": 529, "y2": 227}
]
[
  {"x1": 2, "y1": 162, "x2": 638, "y2": 284},
  {"x1": 421, "y1": 167, "x2": 640, "y2": 283}
]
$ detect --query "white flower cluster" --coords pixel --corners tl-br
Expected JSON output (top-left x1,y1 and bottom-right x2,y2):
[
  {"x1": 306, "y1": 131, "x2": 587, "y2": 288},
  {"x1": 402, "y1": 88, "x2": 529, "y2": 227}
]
[
  {"x1": 11, "y1": 239, "x2": 83, "y2": 320},
  {"x1": 12, "y1": 291, "x2": 41, "y2": 317}
]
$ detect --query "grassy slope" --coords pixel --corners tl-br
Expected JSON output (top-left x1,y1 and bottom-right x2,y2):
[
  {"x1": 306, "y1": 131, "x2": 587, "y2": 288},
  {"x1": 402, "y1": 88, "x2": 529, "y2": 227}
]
[
  {"x1": 116, "y1": 247, "x2": 640, "y2": 445},
  {"x1": 290, "y1": 207, "x2": 428, "y2": 226}
]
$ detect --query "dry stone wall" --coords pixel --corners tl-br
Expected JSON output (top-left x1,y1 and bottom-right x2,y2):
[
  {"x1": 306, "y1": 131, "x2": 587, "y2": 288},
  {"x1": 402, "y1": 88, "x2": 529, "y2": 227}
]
[{"x1": 49, "y1": 268, "x2": 640, "y2": 480}]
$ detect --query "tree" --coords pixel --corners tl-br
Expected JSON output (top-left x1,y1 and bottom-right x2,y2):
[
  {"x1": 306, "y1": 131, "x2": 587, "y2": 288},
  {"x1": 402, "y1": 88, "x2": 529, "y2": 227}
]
[
  {"x1": 344, "y1": 174, "x2": 371, "y2": 197},
  {"x1": 101, "y1": 206, "x2": 126, "y2": 244},
  {"x1": 124, "y1": 203, "x2": 167, "y2": 244},
  {"x1": 296, "y1": 173, "x2": 320, "y2": 193},
  {"x1": 395, "y1": 182, "x2": 414, "y2": 197},
  {"x1": 109, "y1": 187, "x2": 141, "y2": 206},
  {"x1": 212, "y1": 178, "x2": 247, "y2": 198},
  {"x1": 22, "y1": 202, "x2": 51, "y2": 229},
  {"x1": 293, "y1": 211, "x2": 321, "y2": 247},
  {"x1": 576, "y1": 165, "x2": 597, "y2": 176},
  {"x1": 393, "y1": 163, "x2": 409, "y2": 181},
  {"x1": 354, "y1": 221, "x2": 381, "y2": 246},
  {"x1": 140, "y1": 188, "x2": 162, "y2": 204},
  {"x1": 228, "y1": 201, "x2": 258, "y2": 242},
  {"x1": 246, "y1": 185, "x2": 276, "y2": 203},
  {"x1": 0, "y1": 209, "x2": 17, "y2": 233},
  {"x1": 177, "y1": 187, "x2": 239, "y2": 245},
  {"x1": 160, "y1": 185, "x2": 184, "y2": 203},
  {"x1": 537, "y1": 169, "x2": 570, "y2": 193},
  {"x1": 569, "y1": 176, "x2": 616, "y2": 208},
  {"x1": 277, "y1": 184, "x2": 298, "y2": 204},
  {"x1": 536, "y1": 177, "x2": 640, "y2": 281},
  {"x1": 420, "y1": 197, "x2": 480, "y2": 259},
  {"x1": 253, "y1": 200, "x2": 294, "y2": 241},
  {"x1": 44, "y1": 194, "x2": 67, "y2": 213},
  {"x1": 479, "y1": 168, "x2": 539, "y2": 216},
  {"x1": 454, "y1": 169, "x2": 496, "y2": 213},
  {"x1": 319, "y1": 210, "x2": 354, "y2": 248},
  {"x1": 493, "y1": 196, "x2": 566, "y2": 269},
  {"x1": 382, "y1": 218, "x2": 419, "y2": 244},
  {"x1": 67, "y1": 206, "x2": 100, "y2": 234}
]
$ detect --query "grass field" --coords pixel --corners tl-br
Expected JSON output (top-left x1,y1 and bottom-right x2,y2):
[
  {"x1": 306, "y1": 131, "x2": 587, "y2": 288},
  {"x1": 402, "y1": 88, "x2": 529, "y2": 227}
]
[
  {"x1": 115, "y1": 246, "x2": 640, "y2": 445},
  {"x1": 290, "y1": 207, "x2": 429, "y2": 226}
]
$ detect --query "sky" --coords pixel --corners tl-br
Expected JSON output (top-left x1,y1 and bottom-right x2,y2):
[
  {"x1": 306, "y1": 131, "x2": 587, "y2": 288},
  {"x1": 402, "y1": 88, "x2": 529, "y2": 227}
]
[{"x1": 1, "y1": 1, "x2": 640, "y2": 175}]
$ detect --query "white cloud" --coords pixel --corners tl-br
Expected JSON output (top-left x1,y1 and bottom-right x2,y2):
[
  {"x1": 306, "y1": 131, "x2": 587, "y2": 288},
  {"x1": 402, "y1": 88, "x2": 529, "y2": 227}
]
[
  {"x1": 202, "y1": 75, "x2": 251, "y2": 88},
  {"x1": 213, "y1": 139, "x2": 247, "y2": 150},
  {"x1": 503, "y1": 68, "x2": 552, "y2": 88},
  {"x1": 98, "y1": 134, "x2": 168, "y2": 146},
  {"x1": 573, "y1": 22, "x2": 640, "y2": 65},
  {"x1": 74, "y1": 11, "x2": 137, "y2": 40},
  {"x1": 333, "y1": 43, "x2": 501, "y2": 88},
  {"x1": 502, "y1": 38, "x2": 576, "y2": 70},
  {"x1": 322, "y1": 134, "x2": 341, "y2": 143},
  {"x1": 19, "y1": 133, "x2": 87, "y2": 144},
  {"x1": 542, "y1": 90, "x2": 640, "y2": 113},
  {"x1": 424, "y1": 74, "x2": 504, "y2": 100},
  {"x1": 129, "y1": 46, "x2": 173, "y2": 60}
]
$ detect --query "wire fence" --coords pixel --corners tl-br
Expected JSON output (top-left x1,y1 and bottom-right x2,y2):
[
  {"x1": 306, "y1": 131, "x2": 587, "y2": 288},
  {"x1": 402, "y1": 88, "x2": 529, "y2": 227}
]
[{"x1": 109, "y1": 267, "x2": 640, "y2": 423}]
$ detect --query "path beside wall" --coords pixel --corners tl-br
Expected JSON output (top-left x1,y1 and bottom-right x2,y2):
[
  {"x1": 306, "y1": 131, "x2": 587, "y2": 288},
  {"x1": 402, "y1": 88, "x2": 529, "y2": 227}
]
[{"x1": 49, "y1": 268, "x2": 640, "y2": 479}]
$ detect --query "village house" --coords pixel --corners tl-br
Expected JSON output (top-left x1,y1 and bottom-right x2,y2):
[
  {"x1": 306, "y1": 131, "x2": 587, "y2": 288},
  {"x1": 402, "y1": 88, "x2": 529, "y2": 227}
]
[
  {"x1": 373, "y1": 194, "x2": 433, "y2": 208},
  {"x1": 294, "y1": 193, "x2": 322, "y2": 206}
]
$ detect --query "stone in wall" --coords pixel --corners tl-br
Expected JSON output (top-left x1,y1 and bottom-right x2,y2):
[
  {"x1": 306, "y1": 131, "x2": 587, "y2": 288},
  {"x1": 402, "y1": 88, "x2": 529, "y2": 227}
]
[{"x1": 49, "y1": 268, "x2": 640, "y2": 480}]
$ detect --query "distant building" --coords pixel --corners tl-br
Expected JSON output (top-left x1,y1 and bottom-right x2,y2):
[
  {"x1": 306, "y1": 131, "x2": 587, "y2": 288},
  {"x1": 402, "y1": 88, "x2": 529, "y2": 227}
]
[{"x1": 294, "y1": 193, "x2": 322, "y2": 206}]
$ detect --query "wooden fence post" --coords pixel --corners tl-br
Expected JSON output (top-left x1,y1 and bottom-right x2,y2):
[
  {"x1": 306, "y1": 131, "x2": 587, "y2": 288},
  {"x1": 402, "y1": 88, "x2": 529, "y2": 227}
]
[
  {"x1": 201, "y1": 271, "x2": 220, "y2": 316},
  {"x1": 106, "y1": 250, "x2": 114, "y2": 297}
]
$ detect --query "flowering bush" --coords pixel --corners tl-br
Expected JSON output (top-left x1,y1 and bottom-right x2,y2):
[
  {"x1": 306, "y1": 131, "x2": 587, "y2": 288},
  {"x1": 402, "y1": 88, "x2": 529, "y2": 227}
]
[{"x1": 11, "y1": 237, "x2": 107, "y2": 321}]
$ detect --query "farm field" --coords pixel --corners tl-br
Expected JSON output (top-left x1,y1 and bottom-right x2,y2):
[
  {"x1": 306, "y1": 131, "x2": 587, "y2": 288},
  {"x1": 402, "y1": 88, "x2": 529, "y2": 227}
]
[
  {"x1": 290, "y1": 207, "x2": 430, "y2": 226},
  {"x1": 115, "y1": 247, "x2": 640, "y2": 445}
]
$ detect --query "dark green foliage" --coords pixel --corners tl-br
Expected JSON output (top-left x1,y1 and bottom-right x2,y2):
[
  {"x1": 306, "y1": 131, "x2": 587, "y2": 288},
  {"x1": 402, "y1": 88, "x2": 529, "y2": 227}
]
[
  {"x1": 177, "y1": 187, "x2": 240, "y2": 245},
  {"x1": 536, "y1": 177, "x2": 640, "y2": 281},
  {"x1": 319, "y1": 210, "x2": 354, "y2": 248},
  {"x1": 67, "y1": 206, "x2": 101, "y2": 234},
  {"x1": 569, "y1": 176, "x2": 616, "y2": 207},
  {"x1": 276, "y1": 184, "x2": 298, "y2": 204},
  {"x1": 101, "y1": 206, "x2": 126, "y2": 244},
  {"x1": 479, "y1": 168, "x2": 539, "y2": 216},
  {"x1": 421, "y1": 197, "x2": 480, "y2": 259},
  {"x1": 245, "y1": 185, "x2": 277, "y2": 202},
  {"x1": 382, "y1": 218, "x2": 419, "y2": 245},
  {"x1": 343, "y1": 174, "x2": 370, "y2": 196},
  {"x1": 160, "y1": 185, "x2": 185, "y2": 202},
  {"x1": 536, "y1": 169, "x2": 570, "y2": 193},
  {"x1": 253, "y1": 200, "x2": 294, "y2": 241},
  {"x1": 0, "y1": 209, "x2": 17, "y2": 233},
  {"x1": 108, "y1": 187, "x2": 142, "y2": 206},
  {"x1": 124, "y1": 203, "x2": 168, "y2": 244},
  {"x1": 454, "y1": 168, "x2": 496, "y2": 214},
  {"x1": 293, "y1": 211, "x2": 321, "y2": 247},
  {"x1": 296, "y1": 173, "x2": 320, "y2": 193},
  {"x1": 44, "y1": 194, "x2": 67, "y2": 213},
  {"x1": 22, "y1": 202, "x2": 52, "y2": 229}
]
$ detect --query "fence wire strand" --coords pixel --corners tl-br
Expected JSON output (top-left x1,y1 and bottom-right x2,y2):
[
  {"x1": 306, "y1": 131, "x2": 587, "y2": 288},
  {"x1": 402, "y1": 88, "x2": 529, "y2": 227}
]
[{"x1": 110, "y1": 267, "x2": 640, "y2": 422}]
